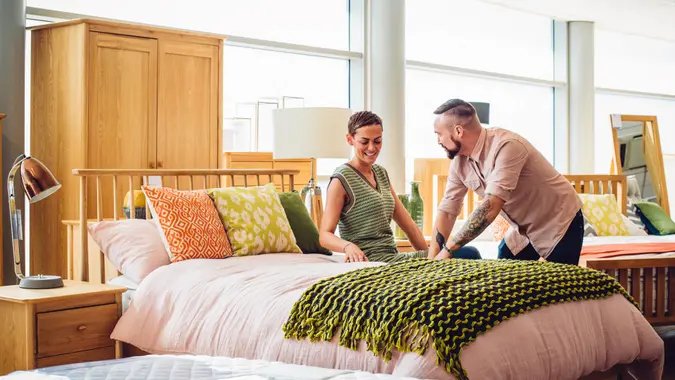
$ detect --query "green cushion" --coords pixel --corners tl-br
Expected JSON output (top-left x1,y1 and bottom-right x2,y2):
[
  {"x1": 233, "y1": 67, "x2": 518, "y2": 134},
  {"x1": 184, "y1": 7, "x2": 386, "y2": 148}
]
[
  {"x1": 634, "y1": 201, "x2": 675, "y2": 236},
  {"x1": 278, "y1": 191, "x2": 332, "y2": 255}
]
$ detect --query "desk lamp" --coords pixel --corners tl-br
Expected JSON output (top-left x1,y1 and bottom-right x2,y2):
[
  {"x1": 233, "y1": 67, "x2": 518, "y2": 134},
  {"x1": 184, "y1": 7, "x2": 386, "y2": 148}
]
[{"x1": 8, "y1": 154, "x2": 62, "y2": 289}]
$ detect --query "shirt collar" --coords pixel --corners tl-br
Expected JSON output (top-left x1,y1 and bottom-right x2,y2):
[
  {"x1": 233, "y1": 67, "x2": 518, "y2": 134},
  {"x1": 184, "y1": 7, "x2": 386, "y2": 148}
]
[{"x1": 469, "y1": 127, "x2": 487, "y2": 162}]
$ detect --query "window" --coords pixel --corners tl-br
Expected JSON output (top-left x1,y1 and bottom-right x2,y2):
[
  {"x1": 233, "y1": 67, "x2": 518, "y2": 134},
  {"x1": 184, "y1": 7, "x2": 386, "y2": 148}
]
[
  {"x1": 405, "y1": 0, "x2": 554, "y2": 80},
  {"x1": 27, "y1": 0, "x2": 350, "y2": 49},
  {"x1": 595, "y1": 30, "x2": 675, "y2": 95},
  {"x1": 594, "y1": 93, "x2": 675, "y2": 173},
  {"x1": 222, "y1": 46, "x2": 349, "y2": 180},
  {"x1": 405, "y1": 69, "x2": 555, "y2": 180},
  {"x1": 223, "y1": 46, "x2": 349, "y2": 154}
]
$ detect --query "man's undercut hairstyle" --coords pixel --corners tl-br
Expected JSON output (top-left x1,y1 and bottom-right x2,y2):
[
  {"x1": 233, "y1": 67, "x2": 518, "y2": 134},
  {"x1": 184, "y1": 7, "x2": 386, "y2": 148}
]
[
  {"x1": 348, "y1": 110, "x2": 383, "y2": 135},
  {"x1": 433, "y1": 99, "x2": 479, "y2": 125}
]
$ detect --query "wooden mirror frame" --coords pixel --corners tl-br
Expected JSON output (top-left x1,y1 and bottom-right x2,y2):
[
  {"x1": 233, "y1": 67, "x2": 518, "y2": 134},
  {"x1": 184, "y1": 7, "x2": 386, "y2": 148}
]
[{"x1": 609, "y1": 114, "x2": 670, "y2": 216}]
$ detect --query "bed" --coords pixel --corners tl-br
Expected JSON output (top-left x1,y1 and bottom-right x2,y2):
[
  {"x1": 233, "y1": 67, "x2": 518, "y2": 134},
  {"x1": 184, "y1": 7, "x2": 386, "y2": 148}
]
[
  {"x1": 2, "y1": 355, "x2": 422, "y2": 380},
  {"x1": 63, "y1": 168, "x2": 663, "y2": 380}
]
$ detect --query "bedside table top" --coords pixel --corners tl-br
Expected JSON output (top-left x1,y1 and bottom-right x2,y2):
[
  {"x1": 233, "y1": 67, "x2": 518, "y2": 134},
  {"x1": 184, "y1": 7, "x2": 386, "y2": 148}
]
[{"x1": 0, "y1": 280, "x2": 127, "y2": 303}]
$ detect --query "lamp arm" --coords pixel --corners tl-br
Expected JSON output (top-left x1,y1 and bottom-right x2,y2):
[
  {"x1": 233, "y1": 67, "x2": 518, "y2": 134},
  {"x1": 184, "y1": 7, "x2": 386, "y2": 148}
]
[{"x1": 8, "y1": 154, "x2": 27, "y2": 280}]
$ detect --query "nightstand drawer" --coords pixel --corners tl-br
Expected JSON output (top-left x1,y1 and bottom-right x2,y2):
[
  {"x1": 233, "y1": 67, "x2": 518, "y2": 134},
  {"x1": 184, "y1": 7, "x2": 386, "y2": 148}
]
[
  {"x1": 36, "y1": 304, "x2": 118, "y2": 358},
  {"x1": 36, "y1": 346, "x2": 115, "y2": 368}
]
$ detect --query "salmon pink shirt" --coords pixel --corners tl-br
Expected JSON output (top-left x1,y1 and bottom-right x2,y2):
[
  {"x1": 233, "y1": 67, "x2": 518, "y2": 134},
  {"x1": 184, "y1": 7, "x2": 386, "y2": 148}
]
[{"x1": 438, "y1": 127, "x2": 582, "y2": 258}]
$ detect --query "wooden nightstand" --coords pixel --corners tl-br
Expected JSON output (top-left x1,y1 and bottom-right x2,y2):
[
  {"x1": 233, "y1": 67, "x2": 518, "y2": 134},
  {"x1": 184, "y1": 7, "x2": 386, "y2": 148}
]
[{"x1": 0, "y1": 280, "x2": 126, "y2": 375}]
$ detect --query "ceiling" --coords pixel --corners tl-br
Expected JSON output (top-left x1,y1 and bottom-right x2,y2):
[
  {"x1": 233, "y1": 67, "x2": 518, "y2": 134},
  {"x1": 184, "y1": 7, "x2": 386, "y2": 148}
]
[{"x1": 478, "y1": 0, "x2": 675, "y2": 42}]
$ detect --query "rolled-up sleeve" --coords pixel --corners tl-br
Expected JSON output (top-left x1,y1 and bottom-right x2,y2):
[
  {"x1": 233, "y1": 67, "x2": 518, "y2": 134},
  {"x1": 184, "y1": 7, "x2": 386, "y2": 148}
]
[
  {"x1": 437, "y1": 167, "x2": 467, "y2": 217},
  {"x1": 485, "y1": 140, "x2": 529, "y2": 202}
]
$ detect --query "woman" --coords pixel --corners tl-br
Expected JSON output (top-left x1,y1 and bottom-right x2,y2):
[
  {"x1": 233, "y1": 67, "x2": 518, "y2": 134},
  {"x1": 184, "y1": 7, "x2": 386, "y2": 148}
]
[{"x1": 319, "y1": 110, "x2": 482, "y2": 263}]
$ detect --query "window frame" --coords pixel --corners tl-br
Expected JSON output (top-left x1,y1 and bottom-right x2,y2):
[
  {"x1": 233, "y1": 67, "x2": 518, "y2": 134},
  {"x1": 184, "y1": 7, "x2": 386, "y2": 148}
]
[{"x1": 403, "y1": 19, "x2": 567, "y2": 172}]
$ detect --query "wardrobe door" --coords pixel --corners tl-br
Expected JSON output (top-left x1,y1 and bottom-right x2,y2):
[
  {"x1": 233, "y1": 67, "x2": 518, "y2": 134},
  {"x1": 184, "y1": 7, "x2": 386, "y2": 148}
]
[
  {"x1": 88, "y1": 32, "x2": 158, "y2": 218},
  {"x1": 156, "y1": 40, "x2": 220, "y2": 189}
]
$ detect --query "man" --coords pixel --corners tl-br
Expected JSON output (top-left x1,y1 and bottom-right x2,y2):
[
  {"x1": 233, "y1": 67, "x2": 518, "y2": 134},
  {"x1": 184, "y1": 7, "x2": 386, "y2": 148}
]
[{"x1": 427, "y1": 99, "x2": 584, "y2": 265}]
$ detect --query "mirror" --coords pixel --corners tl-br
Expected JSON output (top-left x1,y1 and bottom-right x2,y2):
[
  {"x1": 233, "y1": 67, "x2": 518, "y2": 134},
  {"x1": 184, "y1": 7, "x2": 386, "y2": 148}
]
[{"x1": 610, "y1": 114, "x2": 670, "y2": 216}]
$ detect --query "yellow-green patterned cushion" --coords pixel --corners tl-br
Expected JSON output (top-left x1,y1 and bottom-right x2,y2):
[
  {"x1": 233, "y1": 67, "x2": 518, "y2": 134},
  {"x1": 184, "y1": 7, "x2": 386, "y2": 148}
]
[
  {"x1": 207, "y1": 183, "x2": 302, "y2": 256},
  {"x1": 578, "y1": 193, "x2": 629, "y2": 236}
]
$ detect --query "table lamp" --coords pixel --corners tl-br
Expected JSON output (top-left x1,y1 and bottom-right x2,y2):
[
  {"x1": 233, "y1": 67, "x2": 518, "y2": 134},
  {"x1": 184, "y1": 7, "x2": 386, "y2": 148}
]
[
  {"x1": 272, "y1": 107, "x2": 353, "y2": 228},
  {"x1": 8, "y1": 154, "x2": 62, "y2": 289}
]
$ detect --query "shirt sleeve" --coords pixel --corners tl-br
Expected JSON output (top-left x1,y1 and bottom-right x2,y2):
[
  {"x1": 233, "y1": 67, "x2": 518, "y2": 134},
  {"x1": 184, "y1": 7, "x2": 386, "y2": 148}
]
[
  {"x1": 485, "y1": 140, "x2": 529, "y2": 202},
  {"x1": 437, "y1": 166, "x2": 468, "y2": 217}
]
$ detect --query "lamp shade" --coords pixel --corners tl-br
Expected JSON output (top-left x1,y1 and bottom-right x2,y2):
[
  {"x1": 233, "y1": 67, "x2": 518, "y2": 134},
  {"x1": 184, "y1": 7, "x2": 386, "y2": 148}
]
[
  {"x1": 272, "y1": 107, "x2": 353, "y2": 159},
  {"x1": 20, "y1": 156, "x2": 61, "y2": 203}
]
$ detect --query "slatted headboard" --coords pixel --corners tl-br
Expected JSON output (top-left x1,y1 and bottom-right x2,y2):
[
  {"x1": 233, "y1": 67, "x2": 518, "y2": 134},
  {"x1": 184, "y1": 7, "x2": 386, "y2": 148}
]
[
  {"x1": 65, "y1": 168, "x2": 300, "y2": 284},
  {"x1": 413, "y1": 159, "x2": 627, "y2": 233}
]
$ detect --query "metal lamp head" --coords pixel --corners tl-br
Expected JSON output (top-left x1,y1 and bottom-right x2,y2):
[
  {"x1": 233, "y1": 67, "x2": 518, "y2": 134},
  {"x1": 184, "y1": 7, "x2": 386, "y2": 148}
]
[{"x1": 20, "y1": 156, "x2": 61, "y2": 203}]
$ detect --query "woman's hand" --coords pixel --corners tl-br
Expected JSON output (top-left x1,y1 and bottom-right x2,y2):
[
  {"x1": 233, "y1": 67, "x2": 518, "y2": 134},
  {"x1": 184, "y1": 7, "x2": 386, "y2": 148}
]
[{"x1": 344, "y1": 243, "x2": 368, "y2": 262}]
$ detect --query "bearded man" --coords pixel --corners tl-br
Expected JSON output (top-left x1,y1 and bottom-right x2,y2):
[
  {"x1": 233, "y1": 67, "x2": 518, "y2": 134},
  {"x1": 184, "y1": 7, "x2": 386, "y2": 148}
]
[{"x1": 427, "y1": 99, "x2": 584, "y2": 265}]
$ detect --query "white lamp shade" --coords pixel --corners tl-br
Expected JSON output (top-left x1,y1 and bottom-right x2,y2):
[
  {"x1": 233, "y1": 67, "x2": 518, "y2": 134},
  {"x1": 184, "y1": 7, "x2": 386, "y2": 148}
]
[{"x1": 272, "y1": 107, "x2": 353, "y2": 159}]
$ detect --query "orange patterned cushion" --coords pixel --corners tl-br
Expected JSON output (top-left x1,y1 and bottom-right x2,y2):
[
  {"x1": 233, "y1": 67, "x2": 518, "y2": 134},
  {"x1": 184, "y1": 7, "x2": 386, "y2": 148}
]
[
  {"x1": 492, "y1": 215, "x2": 511, "y2": 241},
  {"x1": 142, "y1": 186, "x2": 232, "y2": 262}
]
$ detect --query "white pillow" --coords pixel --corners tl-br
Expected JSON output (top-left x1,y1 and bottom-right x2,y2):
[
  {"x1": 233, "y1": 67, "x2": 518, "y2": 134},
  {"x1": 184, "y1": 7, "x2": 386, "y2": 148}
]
[
  {"x1": 88, "y1": 219, "x2": 171, "y2": 284},
  {"x1": 622, "y1": 214, "x2": 648, "y2": 236}
]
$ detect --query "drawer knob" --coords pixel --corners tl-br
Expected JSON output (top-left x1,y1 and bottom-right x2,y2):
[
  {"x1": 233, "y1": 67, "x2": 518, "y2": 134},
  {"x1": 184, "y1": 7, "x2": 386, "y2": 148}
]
[{"x1": 77, "y1": 325, "x2": 87, "y2": 332}]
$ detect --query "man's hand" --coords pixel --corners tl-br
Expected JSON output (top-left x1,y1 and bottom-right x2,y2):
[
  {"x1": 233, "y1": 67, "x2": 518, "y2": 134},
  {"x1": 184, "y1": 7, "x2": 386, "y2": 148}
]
[
  {"x1": 442, "y1": 195, "x2": 504, "y2": 255},
  {"x1": 427, "y1": 211, "x2": 457, "y2": 259},
  {"x1": 431, "y1": 231, "x2": 451, "y2": 260},
  {"x1": 434, "y1": 247, "x2": 451, "y2": 260}
]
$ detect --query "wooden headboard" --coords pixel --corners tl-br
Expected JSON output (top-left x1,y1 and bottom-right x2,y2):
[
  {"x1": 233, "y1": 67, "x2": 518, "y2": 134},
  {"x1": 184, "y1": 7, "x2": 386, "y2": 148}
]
[
  {"x1": 413, "y1": 159, "x2": 627, "y2": 235},
  {"x1": 66, "y1": 168, "x2": 300, "y2": 284}
]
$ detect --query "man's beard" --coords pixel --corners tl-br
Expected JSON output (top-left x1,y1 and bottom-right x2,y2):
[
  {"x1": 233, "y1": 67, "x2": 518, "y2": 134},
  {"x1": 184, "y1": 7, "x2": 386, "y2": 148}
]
[{"x1": 441, "y1": 136, "x2": 461, "y2": 159}]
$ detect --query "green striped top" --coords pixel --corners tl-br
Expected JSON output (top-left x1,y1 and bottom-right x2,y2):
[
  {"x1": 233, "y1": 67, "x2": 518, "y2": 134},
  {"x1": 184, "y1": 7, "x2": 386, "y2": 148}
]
[{"x1": 330, "y1": 163, "x2": 398, "y2": 257}]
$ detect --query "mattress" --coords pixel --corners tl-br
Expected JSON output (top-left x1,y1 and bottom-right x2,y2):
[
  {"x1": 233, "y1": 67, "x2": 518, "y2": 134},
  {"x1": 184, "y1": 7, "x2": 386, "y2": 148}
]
[{"x1": 3, "y1": 355, "x2": 421, "y2": 380}]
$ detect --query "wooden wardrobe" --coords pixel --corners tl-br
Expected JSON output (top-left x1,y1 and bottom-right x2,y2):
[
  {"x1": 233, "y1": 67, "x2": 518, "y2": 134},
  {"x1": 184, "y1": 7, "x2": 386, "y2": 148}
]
[{"x1": 29, "y1": 19, "x2": 225, "y2": 277}]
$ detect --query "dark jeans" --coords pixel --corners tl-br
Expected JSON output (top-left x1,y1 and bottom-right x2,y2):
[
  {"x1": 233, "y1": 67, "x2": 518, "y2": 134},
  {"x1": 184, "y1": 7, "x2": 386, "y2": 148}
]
[
  {"x1": 497, "y1": 209, "x2": 584, "y2": 265},
  {"x1": 453, "y1": 246, "x2": 482, "y2": 260}
]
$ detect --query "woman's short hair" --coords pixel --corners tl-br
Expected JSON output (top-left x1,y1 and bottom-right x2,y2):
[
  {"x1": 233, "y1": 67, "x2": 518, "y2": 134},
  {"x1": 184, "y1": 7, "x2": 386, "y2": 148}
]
[{"x1": 347, "y1": 110, "x2": 382, "y2": 135}]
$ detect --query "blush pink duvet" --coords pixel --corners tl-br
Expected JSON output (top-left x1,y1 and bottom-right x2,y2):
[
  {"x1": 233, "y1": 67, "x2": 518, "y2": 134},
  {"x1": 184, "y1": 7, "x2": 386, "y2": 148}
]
[{"x1": 111, "y1": 254, "x2": 664, "y2": 379}]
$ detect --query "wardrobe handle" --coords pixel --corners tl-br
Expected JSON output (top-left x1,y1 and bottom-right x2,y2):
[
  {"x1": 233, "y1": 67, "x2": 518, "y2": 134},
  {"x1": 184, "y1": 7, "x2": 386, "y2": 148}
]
[
  {"x1": 149, "y1": 162, "x2": 155, "y2": 169},
  {"x1": 157, "y1": 161, "x2": 164, "y2": 168}
]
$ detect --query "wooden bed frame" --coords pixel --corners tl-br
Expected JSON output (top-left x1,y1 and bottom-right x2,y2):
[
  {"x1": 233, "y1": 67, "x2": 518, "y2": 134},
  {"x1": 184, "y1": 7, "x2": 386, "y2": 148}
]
[{"x1": 61, "y1": 168, "x2": 658, "y2": 378}]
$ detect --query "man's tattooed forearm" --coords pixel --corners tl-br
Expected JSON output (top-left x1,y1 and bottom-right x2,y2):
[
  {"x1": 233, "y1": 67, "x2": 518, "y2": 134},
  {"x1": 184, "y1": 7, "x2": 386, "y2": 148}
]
[
  {"x1": 450, "y1": 198, "x2": 492, "y2": 248},
  {"x1": 435, "y1": 229, "x2": 446, "y2": 248}
]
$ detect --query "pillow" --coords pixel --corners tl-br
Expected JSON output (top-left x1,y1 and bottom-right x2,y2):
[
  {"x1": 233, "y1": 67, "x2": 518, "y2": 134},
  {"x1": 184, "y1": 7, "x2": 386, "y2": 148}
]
[
  {"x1": 626, "y1": 200, "x2": 648, "y2": 232},
  {"x1": 88, "y1": 219, "x2": 170, "y2": 284},
  {"x1": 582, "y1": 213, "x2": 599, "y2": 237},
  {"x1": 124, "y1": 190, "x2": 146, "y2": 208},
  {"x1": 142, "y1": 186, "x2": 233, "y2": 262},
  {"x1": 207, "y1": 183, "x2": 302, "y2": 256},
  {"x1": 578, "y1": 194, "x2": 629, "y2": 236},
  {"x1": 634, "y1": 201, "x2": 675, "y2": 236},
  {"x1": 622, "y1": 215, "x2": 648, "y2": 236},
  {"x1": 278, "y1": 191, "x2": 332, "y2": 255}
]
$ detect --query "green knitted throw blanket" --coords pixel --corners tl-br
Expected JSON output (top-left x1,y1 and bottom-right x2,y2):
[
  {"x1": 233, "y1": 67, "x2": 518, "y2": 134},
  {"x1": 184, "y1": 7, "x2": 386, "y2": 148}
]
[{"x1": 282, "y1": 258, "x2": 637, "y2": 380}]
